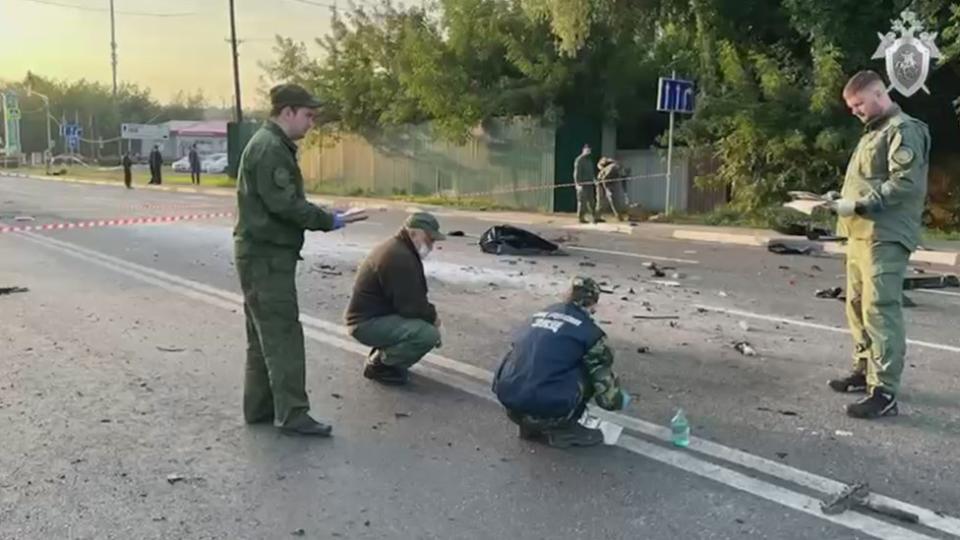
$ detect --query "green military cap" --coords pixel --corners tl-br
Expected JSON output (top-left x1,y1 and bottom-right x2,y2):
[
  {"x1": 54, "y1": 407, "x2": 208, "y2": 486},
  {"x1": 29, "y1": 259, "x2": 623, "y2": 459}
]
[
  {"x1": 404, "y1": 212, "x2": 446, "y2": 241},
  {"x1": 569, "y1": 276, "x2": 612, "y2": 306},
  {"x1": 269, "y1": 83, "x2": 323, "y2": 109}
]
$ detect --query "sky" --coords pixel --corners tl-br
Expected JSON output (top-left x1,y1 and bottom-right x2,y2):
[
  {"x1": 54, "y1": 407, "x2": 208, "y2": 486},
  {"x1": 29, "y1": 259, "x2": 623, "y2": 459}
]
[{"x1": 0, "y1": 0, "x2": 353, "y2": 108}]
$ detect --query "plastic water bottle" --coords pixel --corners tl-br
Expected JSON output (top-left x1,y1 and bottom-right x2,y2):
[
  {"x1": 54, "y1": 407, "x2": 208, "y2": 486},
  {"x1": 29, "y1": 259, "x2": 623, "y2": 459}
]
[{"x1": 671, "y1": 408, "x2": 690, "y2": 448}]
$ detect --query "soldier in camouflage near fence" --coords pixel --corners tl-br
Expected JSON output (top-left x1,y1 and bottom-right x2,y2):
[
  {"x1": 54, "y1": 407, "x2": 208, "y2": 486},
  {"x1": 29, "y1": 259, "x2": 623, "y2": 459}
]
[
  {"x1": 596, "y1": 156, "x2": 629, "y2": 221},
  {"x1": 573, "y1": 144, "x2": 601, "y2": 223}
]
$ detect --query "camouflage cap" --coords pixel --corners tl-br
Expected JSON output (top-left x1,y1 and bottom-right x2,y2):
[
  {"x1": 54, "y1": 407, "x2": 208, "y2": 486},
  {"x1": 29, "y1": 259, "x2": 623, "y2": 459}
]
[
  {"x1": 568, "y1": 276, "x2": 612, "y2": 307},
  {"x1": 404, "y1": 212, "x2": 445, "y2": 241},
  {"x1": 269, "y1": 83, "x2": 323, "y2": 109}
]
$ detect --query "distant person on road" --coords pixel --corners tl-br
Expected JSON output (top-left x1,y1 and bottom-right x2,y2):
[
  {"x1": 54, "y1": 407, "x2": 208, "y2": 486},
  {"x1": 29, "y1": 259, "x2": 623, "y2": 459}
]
[
  {"x1": 573, "y1": 144, "x2": 600, "y2": 224},
  {"x1": 188, "y1": 144, "x2": 201, "y2": 185},
  {"x1": 234, "y1": 83, "x2": 367, "y2": 437},
  {"x1": 344, "y1": 212, "x2": 445, "y2": 386},
  {"x1": 121, "y1": 152, "x2": 133, "y2": 189},
  {"x1": 596, "y1": 156, "x2": 628, "y2": 222},
  {"x1": 826, "y1": 70, "x2": 930, "y2": 419},
  {"x1": 148, "y1": 145, "x2": 163, "y2": 185},
  {"x1": 492, "y1": 276, "x2": 631, "y2": 448}
]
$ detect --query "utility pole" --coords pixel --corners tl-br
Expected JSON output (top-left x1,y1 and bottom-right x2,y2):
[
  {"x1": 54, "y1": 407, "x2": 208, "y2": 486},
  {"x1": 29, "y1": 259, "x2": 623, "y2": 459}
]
[
  {"x1": 110, "y1": 0, "x2": 118, "y2": 98},
  {"x1": 228, "y1": 0, "x2": 243, "y2": 123},
  {"x1": 664, "y1": 70, "x2": 676, "y2": 215},
  {"x1": 27, "y1": 87, "x2": 53, "y2": 174},
  {"x1": 110, "y1": 0, "x2": 123, "y2": 162}
]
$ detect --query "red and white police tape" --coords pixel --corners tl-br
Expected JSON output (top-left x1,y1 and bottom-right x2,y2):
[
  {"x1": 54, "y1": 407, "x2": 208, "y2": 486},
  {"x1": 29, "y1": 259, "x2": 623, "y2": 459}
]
[{"x1": 0, "y1": 212, "x2": 234, "y2": 234}]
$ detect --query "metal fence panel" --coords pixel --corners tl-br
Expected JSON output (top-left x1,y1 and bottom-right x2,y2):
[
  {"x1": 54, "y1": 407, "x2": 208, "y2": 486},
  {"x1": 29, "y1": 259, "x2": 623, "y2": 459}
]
[{"x1": 299, "y1": 118, "x2": 556, "y2": 212}]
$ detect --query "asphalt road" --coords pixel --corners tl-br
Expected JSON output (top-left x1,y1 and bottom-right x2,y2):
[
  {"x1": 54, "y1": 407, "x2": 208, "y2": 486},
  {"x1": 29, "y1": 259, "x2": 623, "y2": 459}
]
[{"x1": 2, "y1": 174, "x2": 959, "y2": 540}]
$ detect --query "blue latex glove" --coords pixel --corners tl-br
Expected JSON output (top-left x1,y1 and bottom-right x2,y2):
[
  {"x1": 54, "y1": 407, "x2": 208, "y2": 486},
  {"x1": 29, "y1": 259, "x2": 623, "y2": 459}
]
[
  {"x1": 620, "y1": 390, "x2": 632, "y2": 410},
  {"x1": 332, "y1": 212, "x2": 345, "y2": 230}
]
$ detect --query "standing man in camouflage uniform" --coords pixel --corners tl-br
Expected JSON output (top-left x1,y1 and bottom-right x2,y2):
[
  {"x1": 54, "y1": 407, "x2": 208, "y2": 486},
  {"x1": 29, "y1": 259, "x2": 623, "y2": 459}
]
[
  {"x1": 492, "y1": 276, "x2": 631, "y2": 447},
  {"x1": 234, "y1": 83, "x2": 366, "y2": 436},
  {"x1": 826, "y1": 70, "x2": 930, "y2": 419},
  {"x1": 573, "y1": 144, "x2": 600, "y2": 224}
]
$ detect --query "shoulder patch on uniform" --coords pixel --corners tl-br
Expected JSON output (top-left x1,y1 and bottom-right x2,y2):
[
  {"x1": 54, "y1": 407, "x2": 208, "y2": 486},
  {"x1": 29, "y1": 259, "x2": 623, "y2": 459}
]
[
  {"x1": 273, "y1": 166, "x2": 292, "y2": 187},
  {"x1": 892, "y1": 147, "x2": 914, "y2": 166}
]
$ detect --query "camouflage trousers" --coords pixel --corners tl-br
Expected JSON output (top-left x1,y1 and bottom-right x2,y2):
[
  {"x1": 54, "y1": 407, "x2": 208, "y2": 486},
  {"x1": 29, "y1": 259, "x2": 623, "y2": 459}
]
[
  {"x1": 505, "y1": 383, "x2": 589, "y2": 433},
  {"x1": 845, "y1": 240, "x2": 911, "y2": 395},
  {"x1": 349, "y1": 315, "x2": 440, "y2": 369},
  {"x1": 575, "y1": 183, "x2": 599, "y2": 223},
  {"x1": 597, "y1": 180, "x2": 628, "y2": 221},
  {"x1": 236, "y1": 252, "x2": 311, "y2": 427}
]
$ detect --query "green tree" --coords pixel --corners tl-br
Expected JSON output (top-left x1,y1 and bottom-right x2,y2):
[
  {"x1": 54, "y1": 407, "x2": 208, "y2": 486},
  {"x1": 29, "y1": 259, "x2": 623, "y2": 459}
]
[
  {"x1": 4, "y1": 71, "x2": 209, "y2": 161},
  {"x1": 261, "y1": 0, "x2": 960, "y2": 220}
]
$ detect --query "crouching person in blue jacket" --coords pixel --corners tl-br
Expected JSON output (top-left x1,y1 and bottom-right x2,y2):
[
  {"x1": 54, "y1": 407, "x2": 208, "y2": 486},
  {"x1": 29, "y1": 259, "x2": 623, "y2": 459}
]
[{"x1": 493, "y1": 276, "x2": 631, "y2": 448}]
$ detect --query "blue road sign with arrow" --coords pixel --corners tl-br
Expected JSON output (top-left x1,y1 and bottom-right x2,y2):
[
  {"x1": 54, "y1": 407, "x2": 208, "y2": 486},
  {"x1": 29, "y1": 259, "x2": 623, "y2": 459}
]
[{"x1": 657, "y1": 77, "x2": 695, "y2": 114}]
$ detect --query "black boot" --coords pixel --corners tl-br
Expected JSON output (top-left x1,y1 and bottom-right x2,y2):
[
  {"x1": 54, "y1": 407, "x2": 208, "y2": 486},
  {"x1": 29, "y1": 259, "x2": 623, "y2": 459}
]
[
  {"x1": 828, "y1": 372, "x2": 867, "y2": 393},
  {"x1": 544, "y1": 424, "x2": 604, "y2": 448},
  {"x1": 362, "y1": 350, "x2": 408, "y2": 385},
  {"x1": 846, "y1": 389, "x2": 898, "y2": 419},
  {"x1": 279, "y1": 414, "x2": 333, "y2": 437},
  {"x1": 518, "y1": 424, "x2": 545, "y2": 442}
]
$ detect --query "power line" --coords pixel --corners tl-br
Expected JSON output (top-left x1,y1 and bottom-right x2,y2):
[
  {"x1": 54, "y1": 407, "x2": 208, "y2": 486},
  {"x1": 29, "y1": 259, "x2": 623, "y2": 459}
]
[
  {"x1": 283, "y1": 0, "x2": 338, "y2": 9},
  {"x1": 282, "y1": 0, "x2": 387, "y2": 9},
  {"x1": 16, "y1": 0, "x2": 196, "y2": 17},
  {"x1": 228, "y1": 0, "x2": 243, "y2": 122}
]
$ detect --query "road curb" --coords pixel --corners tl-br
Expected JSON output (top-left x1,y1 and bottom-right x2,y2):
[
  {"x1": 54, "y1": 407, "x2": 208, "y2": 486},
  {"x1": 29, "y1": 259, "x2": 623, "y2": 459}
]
[
  {"x1": 10, "y1": 171, "x2": 959, "y2": 265},
  {"x1": 820, "y1": 242, "x2": 960, "y2": 266},
  {"x1": 675, "y1": 229, "x2": 960, "y2": 266},
  {"x1": 671, "y1": 229, "x2": 773, "y2": 247},
  {"x1": 563, "y1": 222, "x2": 636, "y2": 234}
]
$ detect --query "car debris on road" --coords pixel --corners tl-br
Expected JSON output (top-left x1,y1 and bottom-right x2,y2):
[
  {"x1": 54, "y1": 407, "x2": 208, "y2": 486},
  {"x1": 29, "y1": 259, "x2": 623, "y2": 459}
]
[{"x1": 820, "y1": 482, "x2": 919, "y2": 524}]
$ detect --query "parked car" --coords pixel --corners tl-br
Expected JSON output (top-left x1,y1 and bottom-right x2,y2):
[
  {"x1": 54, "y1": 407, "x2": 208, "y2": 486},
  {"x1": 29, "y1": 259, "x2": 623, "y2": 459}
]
[
  {"x1": 172, "y1": 156, "x2": 191, "y2": 172},
  {"x1": 202, "y1": 154, "x2": 229, "y2": 174}
]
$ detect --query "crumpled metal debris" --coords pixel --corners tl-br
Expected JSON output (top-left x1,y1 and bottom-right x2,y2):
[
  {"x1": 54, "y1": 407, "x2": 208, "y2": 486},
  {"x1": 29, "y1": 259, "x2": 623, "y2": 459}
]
[
  {"x1": 166, "y1": 474, "x2": 185, "y2": 484},
  {"x1": 815, "y1": 287, "x2": 844, "y2": 299},
  {"x1": 0, "y1": 286, "x2": 29, "y2": 296},
  {"x1": 768, "y1": 241, "x2": 824, "y2": 256}
]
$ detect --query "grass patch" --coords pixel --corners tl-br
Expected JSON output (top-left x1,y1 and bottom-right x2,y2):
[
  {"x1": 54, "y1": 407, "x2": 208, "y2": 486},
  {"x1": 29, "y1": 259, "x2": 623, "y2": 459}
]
[
  {"x1": 660, "y1": 205, "x2": 834, "y2": 232},
  {"x1": 15, "y1": 166, "x2": 235, "y2": 189},
  {"x1": 387, "y1": 194, "x2": 515, "y2": 211},
  {"x1": 922, "y1": 229, "x2": 960, "y2": 242},
  {"x1": 302, "y1": 181, "x2": 517, "y2": 211},
  {"x1": 667, "y1": 204, "x2": 960, "y2": 243}
]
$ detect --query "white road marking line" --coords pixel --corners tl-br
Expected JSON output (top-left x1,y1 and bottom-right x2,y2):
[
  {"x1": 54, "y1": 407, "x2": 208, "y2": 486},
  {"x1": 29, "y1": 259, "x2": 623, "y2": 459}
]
[
  {"x1": 23, "y1": 230, "x2": 935, "y2": 540},
  {"x1": 567, "y1": 245, "x2": 700, "y2": 265},
  {"x1": 15, "y1": 231, "x2": 960, "y2": 538},
  {"x1": 589, "y1": 410, "x2": 960, "y2": 537},
  {"x1": 615, "y1": 435, "x2": 939, "y2": 540},
  {"x1": 695, "y1": 304, "x2": 960, "y2": 354}
]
